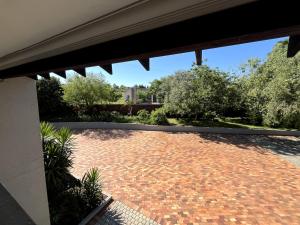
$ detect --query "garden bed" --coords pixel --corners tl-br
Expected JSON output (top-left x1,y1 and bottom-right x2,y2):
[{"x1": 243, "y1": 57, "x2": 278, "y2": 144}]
[
  {"x1": 52, "y1": 121, "x2": 300, "y2": 136},
  {"x1": 78, "y1": 193, "x2": 113, "y2": 225}
]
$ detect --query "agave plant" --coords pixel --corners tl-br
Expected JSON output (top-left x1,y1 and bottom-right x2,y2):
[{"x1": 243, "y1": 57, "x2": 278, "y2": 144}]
[{"x1": 81, "y1": 168, "x2": 103, "y2": 210}]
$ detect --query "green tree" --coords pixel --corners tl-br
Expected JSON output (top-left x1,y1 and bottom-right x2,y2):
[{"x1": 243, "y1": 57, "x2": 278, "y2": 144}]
[
  {"x1": 137, "y1": 89, "x2": 150, "y2": 103},
  {"x1": 223, "y1": 76, "x2": 248, "y2": 117},
  {"x1": 163, "y1": 66, "x2": 230, "y2": 119},
  {"x1": 63, "y1": 74, "x2": 111, "y2": 107},
  {"x1": 108, "y1": 84, "x2": 124, "y2": 103},
  {"x1": 163, "y1": 71, "x2": 195, "y2": 116},
  {"x1": 37, "y1": 77, "x2": 66, "y2": 118},
  {"x1": 192, "y1": 65, "x2": 229, "y2": 118},
  {"x1": 261, "y1": 41, "x2": 300, "y2": 128},
  {"x1": 237, "y1": 40, "x2": 300, "y2": 129},
  {"x1": 238, "y1": 58, "x2": 268, "y2": 124},
  {"x1": 148, "y1": 79, "x2": 163, "y2": 102}
]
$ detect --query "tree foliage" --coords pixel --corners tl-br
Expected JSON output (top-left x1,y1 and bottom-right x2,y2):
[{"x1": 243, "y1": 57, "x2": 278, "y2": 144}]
[
  {"x1": 161, "y1": 67, "x2": 229, "y2": 118},
  {"x1": 108, "y1": 84, "x2": 126, "y2": 103},
  {"x1": 37, "y1": 40, "x2": 299, "y2": 129},
  {"x1": 238, "y1": 41, "x2": 300, "y2": 128},
  {"x1": 63, "y1": 74, "x2": 111, "y2": 107},
  {"x1": 137, "y1": 89, "x2": 150, "y2": 103},
  {"x1": 37, "y1": 77, "x2": 67, "y2": 118},
  {"x1": 148, "y1": 40, "x2": 300, "y2": 129}
]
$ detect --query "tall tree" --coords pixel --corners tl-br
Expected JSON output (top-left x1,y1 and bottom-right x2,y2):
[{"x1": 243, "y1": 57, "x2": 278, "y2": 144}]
[
  {"x1": 163, "y1": 66, "x2": 230, "y2": 118},
  {"x1": 63, "y1": 74, "x2": 111, "y2": 107},
  {"x1": 261, "y1": 40, "x2": 300, "y2": 128},
  {"x1": 36, "y1": 77, "x2": 66, "y2": 119},
  {"x1": 238, "y1": 40, "x2": 300, "y2": 128}
]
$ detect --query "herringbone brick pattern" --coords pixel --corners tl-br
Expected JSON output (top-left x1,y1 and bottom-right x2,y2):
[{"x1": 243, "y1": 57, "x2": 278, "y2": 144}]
[
  {"x1": 72, "y1": 130, "x2": 300, "y2": 225},
  {"x1": 88, "y1": 200, "x2": 160, "y2": 225}
]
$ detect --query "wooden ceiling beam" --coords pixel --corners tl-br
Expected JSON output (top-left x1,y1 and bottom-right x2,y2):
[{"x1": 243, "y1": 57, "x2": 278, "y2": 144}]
[
  {"x1": 287, "y1": 35, "x2": 300, "y2": 57},
  {"x1": 27, "y1": 75, "x2": 37, "y2": 80},
  {"x1": 138, "y1": 58, "x2": 150, "y2": 71},
  {"x1": 53, "y1": 71, "x2": 66, "y2": 78},
  {"x1": 38, "y1": 73, "x2": 50, "y2": 80},
  {"x1": 73, "y1": 68, "x2": 86, "y2": 77},
  {"x1": 100, "y1": 64, "x2": 112, "y2": 75},
  {"x1": 195, "y1": 50, "x2": 202, "y2": 65}
]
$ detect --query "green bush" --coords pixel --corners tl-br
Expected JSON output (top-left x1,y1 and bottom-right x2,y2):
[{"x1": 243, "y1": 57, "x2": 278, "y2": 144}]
[
  {"x1": 41, "y1": 122, "x2": 103, "y2": 225},
  {"x1": 78, "y1": 109, "x2": 126, "y2": 122},
  {"x1": 92, "y1": 111, "x2": 113, "y2": 122},
  {"x1": 136, "y1": 109, "x2": 150, "y2": 123},
  {"x1": 150, "y1": 108, "x2": 168, "y2": 125},
  {"x1": 81, "y1": 168, "x2": 103, "y2": 210},
  {"x1": 202, "y1": 111, "x2": 217, "y2": 121},
  {"x1": 37, "y1": 78, "x2": 74, "y2": 120}
]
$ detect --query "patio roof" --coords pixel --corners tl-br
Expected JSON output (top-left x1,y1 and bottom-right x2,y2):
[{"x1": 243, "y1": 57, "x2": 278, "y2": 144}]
[{"x1": 0, "y1": 1, "x2": 299, "y2": 79}]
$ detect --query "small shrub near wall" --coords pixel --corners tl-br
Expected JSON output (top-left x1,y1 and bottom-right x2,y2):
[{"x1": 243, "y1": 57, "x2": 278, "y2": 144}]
[
  {"x1": 136, "y1": 109, "x2": 151, "y2": 124},
  {"x1": 150, "y1": 108, "x2": 169, "y2": 125},
  {"x1": 83, "y1": 104, "x2": 162, "y2": 115}
]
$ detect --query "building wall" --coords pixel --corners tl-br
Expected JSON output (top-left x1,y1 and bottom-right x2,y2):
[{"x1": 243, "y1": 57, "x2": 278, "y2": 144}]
[
  {"x1": 124, "y1": 87, "x2": 137, "y2": 104},
  {"x1": 0, "y1": 77, "x2": 50, "y2": 225}
]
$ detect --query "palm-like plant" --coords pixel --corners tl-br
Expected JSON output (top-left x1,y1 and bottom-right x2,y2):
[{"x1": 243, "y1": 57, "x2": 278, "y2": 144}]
[
  {"x1": 81, "y1": 168, "x2": 103, "y2": 210},
  {"x1": 41, "y1": 122, "x2": 77, "y2": 198},
  {"x1": 40, "y1": 122, "x2": 103, "y2": 225}
]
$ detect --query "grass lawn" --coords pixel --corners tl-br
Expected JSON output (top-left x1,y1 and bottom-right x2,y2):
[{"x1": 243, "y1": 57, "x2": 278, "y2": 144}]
[
  {"x1": 47, "y1": 115, "x2": 297, "y2": 131},
  {"x1": 167, "y1": 117, "x2": 298, "y2": 131}
]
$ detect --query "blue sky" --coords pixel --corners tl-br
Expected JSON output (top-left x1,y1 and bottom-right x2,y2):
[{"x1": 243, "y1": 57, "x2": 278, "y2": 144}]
[{"x1": 61, "y1": 37, "x2": 286, "y2": 87}]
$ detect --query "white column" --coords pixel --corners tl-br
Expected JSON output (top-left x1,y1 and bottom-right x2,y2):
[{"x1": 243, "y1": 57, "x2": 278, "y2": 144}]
[{"x1": 0, "y1": 77, "x2": 50, "y2": 225}]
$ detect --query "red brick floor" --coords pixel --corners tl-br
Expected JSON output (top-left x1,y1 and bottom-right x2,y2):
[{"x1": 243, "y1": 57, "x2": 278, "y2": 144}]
[{"x1": 72, "y1": 130, "x2": 300, "y2": 225}]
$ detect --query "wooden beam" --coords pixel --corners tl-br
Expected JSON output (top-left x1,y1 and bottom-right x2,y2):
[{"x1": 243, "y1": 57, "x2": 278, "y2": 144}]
[
  {"x1": 38, "y1": 73, "x2": 50, "y2": 80},
  {"x1": 53, "y1": 71, "x2": 66, "y2": 78},
  {"x1": 27, "y1": 75, "x2": 37, "y2": 80},
  {"x1": 138, "y1": 58, "x2": 150, "y2": 71},
  {"x1": 100, "y1": 64, "x2": 112, "y2": 75},
  {"x1": 195, "y1": 50, "x2": 202, "y2": 65},
  {"x1": 73, "y1": 68, "x2": 86, "y2": 77},
  {"x1": 287, "y1": 35, "x2": 300, "y2": 57}
]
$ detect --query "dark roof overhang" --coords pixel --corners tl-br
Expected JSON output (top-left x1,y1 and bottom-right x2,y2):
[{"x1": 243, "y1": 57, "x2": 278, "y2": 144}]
[{"x1": 0, "y1": 1, "x2": 299, "y2": 79}]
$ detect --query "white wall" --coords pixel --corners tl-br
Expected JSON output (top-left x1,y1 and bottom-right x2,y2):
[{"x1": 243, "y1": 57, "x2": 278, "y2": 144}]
[{"x1": 0, "y1": 77, "x2": 50, "y2": 225}]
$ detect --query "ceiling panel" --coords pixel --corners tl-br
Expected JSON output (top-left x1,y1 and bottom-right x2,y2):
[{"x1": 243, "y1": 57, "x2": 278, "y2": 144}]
[{"x1": 0, "y1": 0, "x2": 140, "y2": 57}]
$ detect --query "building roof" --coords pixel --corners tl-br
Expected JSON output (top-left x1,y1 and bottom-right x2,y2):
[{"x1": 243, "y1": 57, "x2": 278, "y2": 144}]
[{"x1": 0, "y1": 1, "x2": 299, "y2": 79}]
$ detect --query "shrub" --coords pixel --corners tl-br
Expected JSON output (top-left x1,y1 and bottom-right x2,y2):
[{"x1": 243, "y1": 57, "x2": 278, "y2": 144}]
[
  {"x1": 37, "y1": 77, "x2": 73, "y2": 120},
  {"x1": 202, "y1": 111, "x2": 217, "y2": 121},
  {"x1": 111, "y1": 110, "x2": 122, "y2": 118},
  {"x1": 247, "y1": 111, "x2": 263, "y2": 125},
  {"x1": 41, "y1": 122, "x2": 103, "y2": 225},
  {"x1": 150, "y1": 108, "x2": 168, "y2": 125},
  {"x1": 92, "y1": 111, "x2": 114, "y2": 122},
  {"x1": 136, "y1": 109, "x2": 150, "y2": 123},
  {"x1": 81, "y1": 168, "x2": 103, "y2": 211},
  {"x1": 78, "y1": 109, "x2": 125, "y2": 122}
]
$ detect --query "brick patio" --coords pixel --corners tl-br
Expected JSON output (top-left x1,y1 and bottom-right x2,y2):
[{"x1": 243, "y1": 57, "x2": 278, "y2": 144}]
[{"x1": 72, "y1": 130, "x2": 300, "y2": 225}]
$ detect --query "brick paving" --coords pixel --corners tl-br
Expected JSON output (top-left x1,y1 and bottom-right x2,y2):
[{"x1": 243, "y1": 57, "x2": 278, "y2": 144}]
[
  {"x1": 88, "y1": 201, "x2": 160, "y2": 225},
  {"x1": 72, "y1": 130, "x2": 300, "y2": 225}
]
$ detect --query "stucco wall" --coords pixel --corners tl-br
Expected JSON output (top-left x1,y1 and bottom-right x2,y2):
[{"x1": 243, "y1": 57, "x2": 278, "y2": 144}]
[{"x1": 0, "y1": 77, "x2": 50, "y2": 225}]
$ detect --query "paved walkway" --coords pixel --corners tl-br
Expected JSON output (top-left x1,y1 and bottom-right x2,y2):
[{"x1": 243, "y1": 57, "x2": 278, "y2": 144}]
[
  {"x1": 72, "y1": 130, "x2": 300, "y2": 225},
  {"x1": 88, "y1": 201, "x2": 160, "y2": 225}
]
